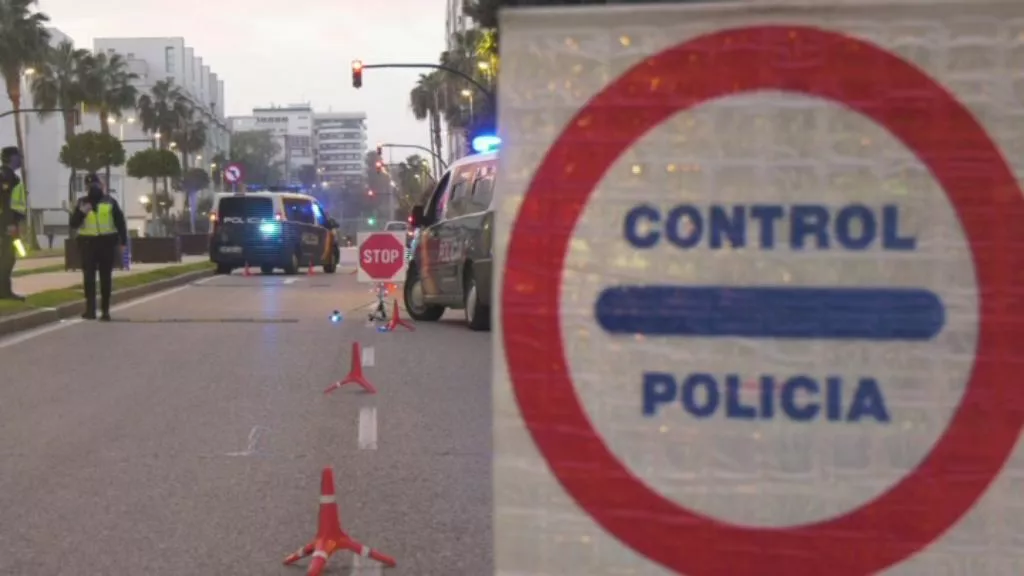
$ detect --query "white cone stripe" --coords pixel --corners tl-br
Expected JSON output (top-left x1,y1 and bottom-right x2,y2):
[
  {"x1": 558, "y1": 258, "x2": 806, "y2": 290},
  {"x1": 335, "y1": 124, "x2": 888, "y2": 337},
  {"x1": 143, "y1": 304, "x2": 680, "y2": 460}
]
[
  {"x1": 313, "y1": 550, "x2": 329, "y2": 560},
  {"x1": 360, "y1": 545, "x2": 371, "y2": 557},
  {"x1": 320, "y1": 495, "x2": 337, "y2": 504}
]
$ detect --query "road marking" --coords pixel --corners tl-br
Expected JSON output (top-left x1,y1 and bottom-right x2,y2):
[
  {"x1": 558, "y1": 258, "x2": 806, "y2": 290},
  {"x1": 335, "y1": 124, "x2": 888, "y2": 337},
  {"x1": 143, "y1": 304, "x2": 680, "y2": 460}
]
[
  {"x1": 357, "y1": 407, "x2": 378, "y2": 450},
  {"x1": 225, "y1": 425, "x2": 268, "y2": 457},
  {"x1": 349, "y1": 551, "x2": 384, "y2": 575},
  {"x1": 0, "y1": 276, "x2": 216, "y2": 350},
  {"x1": 283, "y1": 278, "x2": 298, "y2": 285},
  {"x1": 361, "y1": 346, "x2": 375, "y2": 367}
]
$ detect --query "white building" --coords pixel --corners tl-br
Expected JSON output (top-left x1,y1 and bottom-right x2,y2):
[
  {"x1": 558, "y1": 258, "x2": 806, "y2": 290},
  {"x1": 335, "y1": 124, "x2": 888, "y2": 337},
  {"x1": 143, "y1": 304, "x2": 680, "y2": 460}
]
[
  {"x1": 90, "y1": 36, "x2": 231, "y2": 233},
  {"x1": 313, "y1": 112, "x2": 366, "y2": 189},
  {"x1": 229, "y1": 104, "x2": 314, "y2": 185}
]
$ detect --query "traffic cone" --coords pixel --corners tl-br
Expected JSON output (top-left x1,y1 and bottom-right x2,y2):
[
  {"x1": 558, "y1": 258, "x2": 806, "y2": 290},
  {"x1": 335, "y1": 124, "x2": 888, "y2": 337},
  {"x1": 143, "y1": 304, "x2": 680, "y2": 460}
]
[
  {"x1": 324, "y1": 342, "x2": 376, "y2": 394},
  {"x1": 282, "y1": 467, "x2": 397, "y2": 575},
  {"x1": 243, "y1": 261, "x2": 251, "y2": 277},
  {"x1": 386, "y1": 299, "x2": 414, "y2": 332},
  {"x1": 308, "y1": 257, "x2": 315, "y2": 276}
]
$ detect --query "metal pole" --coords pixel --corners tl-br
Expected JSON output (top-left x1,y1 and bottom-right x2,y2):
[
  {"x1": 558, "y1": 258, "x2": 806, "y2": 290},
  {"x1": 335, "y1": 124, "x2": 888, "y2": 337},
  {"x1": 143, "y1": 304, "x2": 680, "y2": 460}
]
[
  {"x1": 381, "y1": 144, "x2": 449, "y2": 171},
  {"x1": 361, "y1": 63, "x2": 494, "y2": 104}
]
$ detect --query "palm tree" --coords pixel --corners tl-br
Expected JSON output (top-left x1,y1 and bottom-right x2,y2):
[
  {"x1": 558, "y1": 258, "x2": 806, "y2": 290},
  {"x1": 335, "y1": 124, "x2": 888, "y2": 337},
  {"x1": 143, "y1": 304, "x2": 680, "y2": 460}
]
[
  {"x1": 31, "y1": 39, "x2": 91, "y2": 203},
  {"x1": 136, "y1": 79, "x2": 187, "y2": 149},
  {"x1": 409, "y1": 72, "x2": 444, "y2": 173},
  {"x1": 137, "y1": 79, "x2": 187, "y2": 195},
  {"x1": 170, "y1": 105, "x2": 206, "y2": 171},
  {"x1": 81, "y1": 51, "x2": 138, "y2": 186},
  {"x1": 0, "y1": 0, "x2": 51, "y2": 247}
]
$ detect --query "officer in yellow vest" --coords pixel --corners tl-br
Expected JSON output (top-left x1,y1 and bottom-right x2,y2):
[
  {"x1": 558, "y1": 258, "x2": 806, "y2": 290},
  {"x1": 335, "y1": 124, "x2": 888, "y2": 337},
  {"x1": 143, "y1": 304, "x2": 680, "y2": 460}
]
[
  {"x1": 0, "y1": 146, "x2": 26, "y2": 300},
  {"x1": 69, "y1": 173, "x2": 127, "y2": 321}
]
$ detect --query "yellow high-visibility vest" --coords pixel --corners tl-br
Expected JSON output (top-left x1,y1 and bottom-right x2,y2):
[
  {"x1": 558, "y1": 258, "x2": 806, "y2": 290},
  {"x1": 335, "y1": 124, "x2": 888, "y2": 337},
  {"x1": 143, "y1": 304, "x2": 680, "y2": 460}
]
[
  {"x1": 9, "y1": 181, "x2": 25, "y2": 215},
  {"x1": 78, "y1": 201, "x2": 116, "y2": 236}
]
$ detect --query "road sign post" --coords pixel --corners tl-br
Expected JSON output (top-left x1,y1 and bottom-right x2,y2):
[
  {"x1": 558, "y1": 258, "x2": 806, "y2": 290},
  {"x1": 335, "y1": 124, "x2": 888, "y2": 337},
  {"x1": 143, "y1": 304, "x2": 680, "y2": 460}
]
[
  {"x1": 224, "y1": 163, "x2": 243, "y2": 191},
  {"x1": 495, "y1": 2, "x2": 1024, "y2": 575},
  {"x1": 357, "y1": 232, "x2": 407, "y2": 284}
]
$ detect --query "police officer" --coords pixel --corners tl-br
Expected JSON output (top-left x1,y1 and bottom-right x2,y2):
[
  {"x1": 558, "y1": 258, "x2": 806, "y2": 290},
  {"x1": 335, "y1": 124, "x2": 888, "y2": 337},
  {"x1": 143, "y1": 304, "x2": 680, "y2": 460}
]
[
  {"x1": 69, "y1": 173, "x2": 127, "y2": 321},
  {"x1": 0, "y1": 146, "x2": 26, "y2": 300}
]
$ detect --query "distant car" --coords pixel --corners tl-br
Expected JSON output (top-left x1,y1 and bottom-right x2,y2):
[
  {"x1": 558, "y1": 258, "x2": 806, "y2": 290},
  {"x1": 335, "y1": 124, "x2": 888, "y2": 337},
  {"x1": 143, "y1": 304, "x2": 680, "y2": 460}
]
[{"x1": 208, "y1": 191, "x2": 341, "y2": 275}]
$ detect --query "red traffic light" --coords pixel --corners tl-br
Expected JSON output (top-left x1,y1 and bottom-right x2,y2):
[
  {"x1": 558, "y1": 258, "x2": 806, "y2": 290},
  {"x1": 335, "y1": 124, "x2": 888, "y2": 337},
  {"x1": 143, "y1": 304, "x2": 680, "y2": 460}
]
[
  {"x1": 374, "y1": 160, "x2": 384, "y2": 173},
  {"x1": 367, "y1": 189, "x2": 374, "y2": 196},
  {"x1": 351, "y1": 60, "x2": 363, "y2": 88}
]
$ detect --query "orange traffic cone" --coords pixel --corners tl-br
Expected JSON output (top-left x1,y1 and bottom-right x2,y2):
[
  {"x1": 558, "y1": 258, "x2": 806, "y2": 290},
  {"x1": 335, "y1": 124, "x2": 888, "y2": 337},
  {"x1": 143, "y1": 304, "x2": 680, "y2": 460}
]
[
  {"x1": 324, "y1": 342, "x2": 376, "y2": 394},
  {"x1": 282, "y1": 467, "x2": 397, "y2": 575},
  {"x1": 308, "y1": 258, "x2": 315, "y2": 276},
  {"x1": 243, "y1": 261, "x2": 251, "y2": 277},
  {"x1": 386, "y1": 299, "x2": 414, "y2": 332}
]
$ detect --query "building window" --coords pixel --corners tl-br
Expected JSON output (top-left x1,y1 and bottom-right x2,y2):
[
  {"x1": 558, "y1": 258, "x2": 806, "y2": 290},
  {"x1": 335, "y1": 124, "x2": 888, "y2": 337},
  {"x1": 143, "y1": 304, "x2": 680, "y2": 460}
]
[
  {"x1": 165, "y1": 47, "x2": 175, "y2": 73},
  {"x1": 127, "y1": 52, "x2": 135, "y2": 59}
]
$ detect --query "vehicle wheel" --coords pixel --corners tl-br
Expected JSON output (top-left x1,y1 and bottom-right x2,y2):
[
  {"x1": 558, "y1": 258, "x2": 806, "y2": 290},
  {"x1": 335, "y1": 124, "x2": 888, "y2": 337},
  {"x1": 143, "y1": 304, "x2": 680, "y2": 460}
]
[
  {"x1": 260, "y1": 265, "x2": 274, "y2": 275},
  {"x1": 463, "y1": 268, "x2": 491, "y2": 331},
  {"x1": 323, "y1": 250, "x2": 338, "y2": 274},
  {"x1": 215, "y1": 263, "x2": 232, "y2": 275},
  {"x1": 283, "y1": 250, "x2": 300, "y2": 275},
  {"x1": 404, "y1": 266, "x2": 444, "y2": 321}
]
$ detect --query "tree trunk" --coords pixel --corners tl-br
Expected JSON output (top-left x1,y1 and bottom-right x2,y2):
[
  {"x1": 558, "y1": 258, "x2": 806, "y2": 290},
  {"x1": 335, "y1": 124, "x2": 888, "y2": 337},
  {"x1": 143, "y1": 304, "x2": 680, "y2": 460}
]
[
  {"x1": 63, "y1": 110, "x2": 78, "y2": 205},
  {"x1": 5, "y1": 77, "x2": 41, "y2": 250},
  {"x1": 99, "y1": 110, "x2": 112, "y2": 190},
  {"x1": 430, "y1": 112, "x2": 444, "y2": 172}
]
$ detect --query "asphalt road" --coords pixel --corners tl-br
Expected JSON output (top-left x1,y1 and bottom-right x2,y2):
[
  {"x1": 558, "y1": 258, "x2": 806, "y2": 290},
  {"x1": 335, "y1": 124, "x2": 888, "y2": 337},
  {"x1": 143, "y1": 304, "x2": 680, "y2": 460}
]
[{"x1": 0, "y1": 269, "x2": 492, "y2": 575}]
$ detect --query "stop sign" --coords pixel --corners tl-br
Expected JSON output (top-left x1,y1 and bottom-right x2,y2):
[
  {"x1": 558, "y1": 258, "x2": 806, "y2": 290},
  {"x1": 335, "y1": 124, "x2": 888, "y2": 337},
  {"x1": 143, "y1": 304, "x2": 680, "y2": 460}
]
[{"x1": 358, "y1": 232, "x2": 407, "y2": 282}]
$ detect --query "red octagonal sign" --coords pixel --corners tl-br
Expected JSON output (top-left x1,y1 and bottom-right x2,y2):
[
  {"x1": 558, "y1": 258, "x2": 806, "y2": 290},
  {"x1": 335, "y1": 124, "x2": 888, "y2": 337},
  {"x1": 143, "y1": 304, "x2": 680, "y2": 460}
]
[{"x1": 358, "y1": 232, "x2": 406, "y2": 282}]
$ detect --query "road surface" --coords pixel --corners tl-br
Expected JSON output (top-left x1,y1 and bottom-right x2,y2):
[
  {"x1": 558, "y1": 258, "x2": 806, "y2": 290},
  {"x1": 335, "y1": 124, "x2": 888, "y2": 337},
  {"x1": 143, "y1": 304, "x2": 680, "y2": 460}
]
[{"x1": 0, "y1": 270, "x2": 492, "y2": 575}]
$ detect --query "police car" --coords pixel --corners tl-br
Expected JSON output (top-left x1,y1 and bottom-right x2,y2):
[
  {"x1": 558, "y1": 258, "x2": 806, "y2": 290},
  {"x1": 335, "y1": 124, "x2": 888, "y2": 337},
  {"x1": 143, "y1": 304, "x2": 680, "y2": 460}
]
[
  {"x1": 405, "y1": 150, "x2": 497, "y2": 331},
  {"x1": 209, "y1": 190, "x2": 341, "y2": 275}
]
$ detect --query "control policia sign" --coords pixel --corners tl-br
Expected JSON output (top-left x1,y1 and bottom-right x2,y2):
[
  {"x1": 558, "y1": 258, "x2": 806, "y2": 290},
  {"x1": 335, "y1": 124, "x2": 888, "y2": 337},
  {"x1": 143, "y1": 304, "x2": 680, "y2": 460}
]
[{"x1": 493, "y1": 1, "x2": 1024, "y2": 575}]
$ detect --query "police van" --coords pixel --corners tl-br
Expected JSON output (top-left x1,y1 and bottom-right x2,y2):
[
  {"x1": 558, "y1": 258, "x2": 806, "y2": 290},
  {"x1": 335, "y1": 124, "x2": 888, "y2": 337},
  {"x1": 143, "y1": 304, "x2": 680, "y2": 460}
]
[
  {"x1": 209, "y1": 191, "x2": 341, "y2": 275},
  {"x1": 405, "y1": 151, "x2": 496, "y2": 331}
]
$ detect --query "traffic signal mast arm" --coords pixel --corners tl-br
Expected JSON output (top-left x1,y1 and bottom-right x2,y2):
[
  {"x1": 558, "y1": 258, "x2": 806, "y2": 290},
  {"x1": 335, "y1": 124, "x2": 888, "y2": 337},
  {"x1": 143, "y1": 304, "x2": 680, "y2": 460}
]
[{"x1": 351, "y1": 62, "x2": 494, "y2": 104}]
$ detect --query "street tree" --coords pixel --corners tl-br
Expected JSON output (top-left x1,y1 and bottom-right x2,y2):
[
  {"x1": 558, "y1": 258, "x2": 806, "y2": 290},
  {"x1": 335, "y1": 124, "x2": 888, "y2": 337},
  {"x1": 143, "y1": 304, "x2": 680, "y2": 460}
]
[
  {"x1": 81, "y1": 51, "x2": 138, "y2": 186},
  {"x1": 126, "y1": 148, "x2": 180, "y2": 219},
  {"x1": 0, "y1": 0, "x2": 51, "y2": 248},
  {"x1": 229, "y1": 130, "x2": 282, "y2": 186},
  {"x1": 58, "y1": 131, "x2": 126, "y2": 194},
  {"x1": 297, "y1": 164, "x2": 317, "y2": 189},
  {"x1": 31, "y1": 39, "x2": 92, "y2": 202}
]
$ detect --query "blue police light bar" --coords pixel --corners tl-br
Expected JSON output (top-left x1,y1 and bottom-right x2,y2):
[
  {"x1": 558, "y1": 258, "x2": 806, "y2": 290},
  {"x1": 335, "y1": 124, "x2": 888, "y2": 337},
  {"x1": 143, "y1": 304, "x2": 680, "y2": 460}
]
[{"x1": 471, "y1": 134, "x2": 501, "y2": 153}]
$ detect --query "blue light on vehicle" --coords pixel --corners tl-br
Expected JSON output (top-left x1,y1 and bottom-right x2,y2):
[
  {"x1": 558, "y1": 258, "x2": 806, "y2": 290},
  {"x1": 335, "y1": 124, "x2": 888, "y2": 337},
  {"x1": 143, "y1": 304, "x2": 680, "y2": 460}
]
[
  {"x1": 329, "y1": 310, "x2": 342, "y2": 323},
  {"x1": 471, "y1": 134, "x2": 501, "y2": 153},
  {"x1": 259, "y1": 221, "x2": 280, "y2": 235}
]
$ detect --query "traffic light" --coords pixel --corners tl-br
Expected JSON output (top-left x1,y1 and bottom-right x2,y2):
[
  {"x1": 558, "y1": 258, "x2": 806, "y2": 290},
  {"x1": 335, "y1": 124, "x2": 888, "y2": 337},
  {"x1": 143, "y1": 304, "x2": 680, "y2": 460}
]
[
  {"x1": 375, "y1": 160, "x2": 384, "y2": 173},
  {"x1": 376, "y1": 144, "x2": 383, "y2": 157},
  {"x1": 367, "y1": 189, "x2": 374, "y2": 196},
  {"x1": 351, "y1": 60, "x2": 363, "y2": 88},
  {"x1": 367, "y1": 217, "x2": 376, "y2": 226}
]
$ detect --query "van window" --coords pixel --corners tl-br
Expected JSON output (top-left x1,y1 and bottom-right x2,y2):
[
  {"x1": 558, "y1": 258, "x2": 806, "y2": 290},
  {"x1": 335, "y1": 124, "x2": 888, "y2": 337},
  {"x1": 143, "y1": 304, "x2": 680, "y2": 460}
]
[
  {"x1": 311, "y1": 202, "x2": 328, "y2": 226},
  {"x1": 468, "y1": 162, "x2": 496, "y2": 213},
  {"x1": 217, "y1": 196, "x2": 273, "y2": 219},
  {"x1": 282, "y1": 197, "x2": 315, "y2": 224},
  {"x1": 424, "y1": 171, "x2": 452, "y2": 223},
  {"x1": 444, "y1": 167, "x2": 475, "y2": 219}
]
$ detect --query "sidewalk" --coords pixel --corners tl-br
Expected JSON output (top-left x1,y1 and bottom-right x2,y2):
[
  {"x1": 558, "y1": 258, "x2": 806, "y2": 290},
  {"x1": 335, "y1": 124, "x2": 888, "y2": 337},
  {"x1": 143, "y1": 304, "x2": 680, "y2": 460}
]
[
  {"x1": 14, "y1": 255, "x2": 209, "y2": 296},
  {"x1": 14, "y1": 256, "x2": 65, "y2": 272}
]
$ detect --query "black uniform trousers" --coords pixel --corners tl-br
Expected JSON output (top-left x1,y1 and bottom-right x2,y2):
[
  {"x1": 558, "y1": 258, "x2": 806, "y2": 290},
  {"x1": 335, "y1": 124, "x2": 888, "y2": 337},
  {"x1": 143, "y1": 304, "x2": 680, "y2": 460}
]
[
  {"x1": 0, "y1": 231, "x2": 14, "y2": 297},
  {"x1": 78, "y1": 234, "x2": 118, "y2": 314}
]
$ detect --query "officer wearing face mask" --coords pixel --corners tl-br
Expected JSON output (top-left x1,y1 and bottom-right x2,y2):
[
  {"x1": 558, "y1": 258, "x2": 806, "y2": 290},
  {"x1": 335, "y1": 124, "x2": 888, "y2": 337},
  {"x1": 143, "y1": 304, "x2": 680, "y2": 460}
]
[
  {"x1": 0, "y1": 146, "x2": 26, "y2": 300},
  {"x1": 69, "y1": 173, "x2": 127, "y2": 321}
]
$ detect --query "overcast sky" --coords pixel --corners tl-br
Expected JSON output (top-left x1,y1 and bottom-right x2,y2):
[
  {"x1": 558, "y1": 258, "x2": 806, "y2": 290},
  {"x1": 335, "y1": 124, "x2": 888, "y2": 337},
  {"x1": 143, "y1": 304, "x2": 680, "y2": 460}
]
[{"x1": 37, "y1": 0, "x2": 447, "y2": 156}]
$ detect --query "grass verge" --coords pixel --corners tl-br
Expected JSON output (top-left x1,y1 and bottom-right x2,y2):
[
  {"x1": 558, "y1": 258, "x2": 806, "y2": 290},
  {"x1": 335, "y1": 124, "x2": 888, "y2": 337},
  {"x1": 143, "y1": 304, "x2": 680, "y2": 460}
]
[
  {"x1": 21, "y1": 248, "x2": 63, "y2": 259},
  {"x1": 12, "y1": 263, "x2": 65, "y2": 277},
  {"x1": 0, "y1": 261, "x2": 213, "y2": 317}
]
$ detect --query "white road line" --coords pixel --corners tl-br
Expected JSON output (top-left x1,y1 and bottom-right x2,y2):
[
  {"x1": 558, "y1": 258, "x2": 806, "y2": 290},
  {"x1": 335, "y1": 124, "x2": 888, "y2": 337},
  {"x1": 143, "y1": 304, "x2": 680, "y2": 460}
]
[
  {"x1": 225, "y1": 425, "x2": 268, "y2": 457},
  {"x1": 357, "y1": 407, "x2": 378, "y2": 450},
  {"x1": 283, "y1": 278, "x2": 298, "y2": 285},
  {"x1": 0, "y1": 275, "x2": 215, "y2": 350},
  {"x1": 361, "y1": 346, "x2": 375, "y2": 367},
  {"x1": 349, "y1": 551, "x2": 384, "y2": 575}
]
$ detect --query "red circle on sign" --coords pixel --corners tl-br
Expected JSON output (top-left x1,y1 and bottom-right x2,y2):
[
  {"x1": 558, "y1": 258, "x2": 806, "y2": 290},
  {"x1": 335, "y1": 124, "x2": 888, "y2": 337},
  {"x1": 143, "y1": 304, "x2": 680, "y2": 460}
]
[
  {"x1": 360, "y1": 233, "x2": 405, "y2": 280},
  {"x1": 224, "y1": 163, "x2": 244, "y2": 183},
  {"x1": 502, "y1": 25, "x2": 1024, "y2": 575}
]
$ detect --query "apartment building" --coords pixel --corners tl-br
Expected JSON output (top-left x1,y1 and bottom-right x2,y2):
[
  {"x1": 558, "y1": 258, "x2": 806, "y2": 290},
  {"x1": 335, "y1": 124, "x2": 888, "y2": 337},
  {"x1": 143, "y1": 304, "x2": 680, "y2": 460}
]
[
  {"x1": 229, "y1": 104, "x2": 315, "y2": 185},
  {"x1": 313, "y1": 112, "x2": 367, "y2": 189}
]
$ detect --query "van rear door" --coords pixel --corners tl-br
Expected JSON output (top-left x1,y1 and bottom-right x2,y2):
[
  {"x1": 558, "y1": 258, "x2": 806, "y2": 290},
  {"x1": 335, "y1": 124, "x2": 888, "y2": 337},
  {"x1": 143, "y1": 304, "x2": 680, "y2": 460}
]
[{"x1": 213, "y1": 196, "x2": 276, "y2": 255}]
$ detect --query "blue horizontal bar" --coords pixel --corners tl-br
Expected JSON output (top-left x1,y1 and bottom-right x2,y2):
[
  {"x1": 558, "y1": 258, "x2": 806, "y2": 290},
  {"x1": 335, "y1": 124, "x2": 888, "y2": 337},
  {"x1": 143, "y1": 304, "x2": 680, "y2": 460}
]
[{"x1": 594, "y1": 286, "x2": 945, "y2": 341}]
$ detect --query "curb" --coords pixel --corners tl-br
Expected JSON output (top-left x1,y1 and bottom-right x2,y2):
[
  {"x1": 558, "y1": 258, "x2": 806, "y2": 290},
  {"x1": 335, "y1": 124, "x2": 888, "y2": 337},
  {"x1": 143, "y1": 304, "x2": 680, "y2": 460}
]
[{"x1": 0, "y1": 269, "x2": 215, "y2": 338}]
